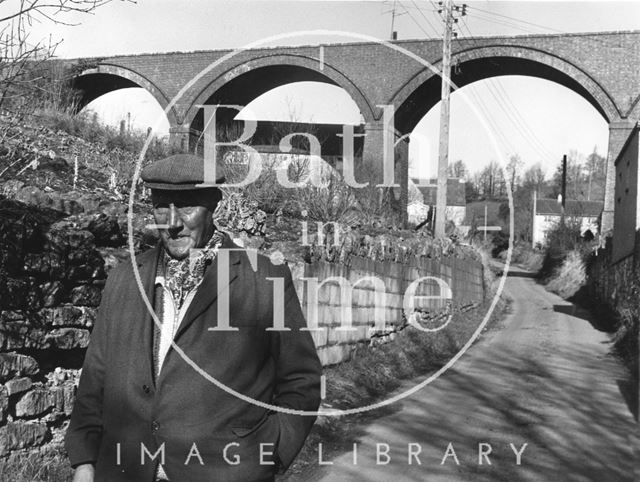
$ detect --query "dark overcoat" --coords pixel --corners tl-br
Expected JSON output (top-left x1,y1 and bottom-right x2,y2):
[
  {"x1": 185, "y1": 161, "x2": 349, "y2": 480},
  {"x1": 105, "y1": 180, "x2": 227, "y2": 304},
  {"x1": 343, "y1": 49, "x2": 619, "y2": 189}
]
[{"x1": 65, "y1": 237, "x2": 322, "y2": 481}]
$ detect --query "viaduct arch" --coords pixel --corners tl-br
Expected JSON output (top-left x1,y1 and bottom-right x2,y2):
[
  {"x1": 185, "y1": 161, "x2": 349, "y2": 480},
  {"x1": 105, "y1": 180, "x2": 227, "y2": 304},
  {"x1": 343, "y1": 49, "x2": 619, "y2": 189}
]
[
  {"x1": 72, "y1": 64, "x2": 178, "y2": 126},
  {"x1": 66, "y1": 31, "x2": 640, "y2": 232}
]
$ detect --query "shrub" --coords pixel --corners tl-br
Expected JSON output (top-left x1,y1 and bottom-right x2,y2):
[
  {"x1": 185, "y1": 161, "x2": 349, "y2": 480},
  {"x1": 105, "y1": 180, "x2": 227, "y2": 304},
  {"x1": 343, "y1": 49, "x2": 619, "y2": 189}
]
[
  {"x1": 545, "y1": 249, "x2": 586, "y2": 298},
  {"x1": 612, "y1": 305, "x2": 639, "y2": 385},
  {"x1": 293, "y1": 167, "x2": 358, "y2": 223},
  {"x1": 32, "y1": 107, "x2": 182, "y2": 195},
  {"x1": 539, "y1": 221, "x2": 597, "y2": 281},
  {"x1": 221, "y1": 151, "x2": 307, "y2": 214},
  {"x1": 499, "y1": 242, "x2": 544, "y2": 272}
]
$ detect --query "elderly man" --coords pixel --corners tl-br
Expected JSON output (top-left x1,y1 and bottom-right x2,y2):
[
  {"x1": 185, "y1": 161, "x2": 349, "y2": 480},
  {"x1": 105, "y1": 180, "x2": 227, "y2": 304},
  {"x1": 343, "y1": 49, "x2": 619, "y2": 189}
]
[{"x1": 65, "y1": 153, "x2": 322, "y2": 482}]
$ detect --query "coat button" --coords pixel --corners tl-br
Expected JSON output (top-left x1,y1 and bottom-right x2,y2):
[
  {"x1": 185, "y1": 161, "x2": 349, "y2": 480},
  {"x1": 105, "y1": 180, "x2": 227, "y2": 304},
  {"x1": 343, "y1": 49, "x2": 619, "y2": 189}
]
[
  {"x1": 151, "y1": 421, "x2": 160, "y2": 433},
  {"x1": 142, "y1": 384, "x2": 150, "y2": 394}
]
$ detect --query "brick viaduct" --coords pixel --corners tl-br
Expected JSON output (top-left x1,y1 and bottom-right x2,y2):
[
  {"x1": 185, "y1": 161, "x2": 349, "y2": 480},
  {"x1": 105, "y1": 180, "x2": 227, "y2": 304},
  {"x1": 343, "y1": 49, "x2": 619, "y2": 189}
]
[{"x1": 68, "y1": 30, "x2": 640, "y2": 232}]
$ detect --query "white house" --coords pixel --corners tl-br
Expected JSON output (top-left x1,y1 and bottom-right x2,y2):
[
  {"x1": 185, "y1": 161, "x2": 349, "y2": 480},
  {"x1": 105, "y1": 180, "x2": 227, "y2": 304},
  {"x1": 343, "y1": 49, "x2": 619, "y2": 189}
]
[{"x1": 533, "y1": 198, "x2": 602, "y2": 247}]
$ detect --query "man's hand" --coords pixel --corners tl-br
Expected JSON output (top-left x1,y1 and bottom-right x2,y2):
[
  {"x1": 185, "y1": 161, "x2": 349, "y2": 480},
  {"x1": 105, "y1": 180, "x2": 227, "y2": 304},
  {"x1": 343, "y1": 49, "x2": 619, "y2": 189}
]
[{"x1": 72, "y1": 463, "x2": 95, "y2": 482}]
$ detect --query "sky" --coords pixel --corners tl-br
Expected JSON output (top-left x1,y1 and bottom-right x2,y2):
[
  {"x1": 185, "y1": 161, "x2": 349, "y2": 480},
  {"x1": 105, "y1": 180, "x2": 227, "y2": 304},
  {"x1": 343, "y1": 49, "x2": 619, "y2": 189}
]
[{"x1": 19, "y1": 0, "x2": 640, "y2": 178}]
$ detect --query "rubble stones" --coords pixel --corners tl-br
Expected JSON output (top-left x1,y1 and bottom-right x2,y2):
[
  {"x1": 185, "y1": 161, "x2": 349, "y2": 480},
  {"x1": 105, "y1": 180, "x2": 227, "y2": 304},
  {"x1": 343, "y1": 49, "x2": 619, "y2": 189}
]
[
  {"x1": 0, "y1": 123, "x2": 162, "y2": 460},
  {"x1": 0, "y1": 421, "x2": 49, "y2": 456},
  {"x1": 0, "y1": 322, "x2": 91, "y2": 350},
  {"x1": 0, "y1": 323, "x2": 49, "y2": 350},
  {"x1": 69, "y1": 284, "x2": 102, "y2": 307},
  {"x1": 40, "y1": 281, "x2": 66, "y2": 307},
  {"x1": 40, "y1": 305, "x2": 96, "y2": 328},
  {"x1": 0, "y1": 354, "x2": 39, "y2": 382},
  {"x1": 15, "y1": 388, "x2": 54, "y2": 418},
  {"x1": 23, "y1": 253, "x2": 67, "y2": 279},
  {"x1": 45, "y1": 328, "x2": 91, "y2": 350},
  {"x1": 45, "y1": 222, "x2": 95, "y2": 251},
  {"x1": 49, "y1": 383, "x2": 75, "y2": 415},
  {"x1": 0, "y1": 276, "x2": 28, "y2": 309},
  {"x1": 67, "y1": 212, "x2": 124, "y2": 247},
  {"x1": 0, "y1": 387, "x2": 7, "y2": 422},
  {"x1": 4, "y1": 377, "x2": 33, "y2": 396}
]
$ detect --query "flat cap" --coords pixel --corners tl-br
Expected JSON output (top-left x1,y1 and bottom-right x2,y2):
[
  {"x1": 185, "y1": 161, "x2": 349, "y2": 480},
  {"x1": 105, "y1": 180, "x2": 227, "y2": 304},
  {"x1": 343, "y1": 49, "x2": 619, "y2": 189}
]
[{"x1": 141, "y1": 153, "x2": 225, "y2": 190}]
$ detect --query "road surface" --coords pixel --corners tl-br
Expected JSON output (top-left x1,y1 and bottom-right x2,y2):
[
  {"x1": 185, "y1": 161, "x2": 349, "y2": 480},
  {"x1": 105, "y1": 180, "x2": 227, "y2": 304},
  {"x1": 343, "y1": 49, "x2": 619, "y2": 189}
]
[{"x1": 314, "y1": 265, "x2": 638, "y2": 482}]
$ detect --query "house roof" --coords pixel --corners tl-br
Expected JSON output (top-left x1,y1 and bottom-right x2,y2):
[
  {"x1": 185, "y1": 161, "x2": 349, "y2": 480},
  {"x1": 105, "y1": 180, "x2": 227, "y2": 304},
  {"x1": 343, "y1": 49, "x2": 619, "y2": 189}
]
[
  {"x1": 410, "y1": 178, "x2": 466, "y2": 206},
  {"x1": 535, "y1": 198, "x2": 602, "y2": 217}
]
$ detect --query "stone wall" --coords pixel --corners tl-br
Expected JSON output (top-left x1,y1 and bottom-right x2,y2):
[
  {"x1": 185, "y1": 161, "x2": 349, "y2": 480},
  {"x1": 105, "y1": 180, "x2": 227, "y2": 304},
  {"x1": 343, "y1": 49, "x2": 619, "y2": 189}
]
[
  {"x1": 290, "y1": 253, "x2": 484, "y2": 366},
  {"x1": 585, "y1": 232, "x2": 639, "y2": 387},
  {"x1": 0, "y1": 197, "x2": 124, "y2": 460},
  {"x1": 587, "y1": 233, "x2": 640, "y2": 314}
]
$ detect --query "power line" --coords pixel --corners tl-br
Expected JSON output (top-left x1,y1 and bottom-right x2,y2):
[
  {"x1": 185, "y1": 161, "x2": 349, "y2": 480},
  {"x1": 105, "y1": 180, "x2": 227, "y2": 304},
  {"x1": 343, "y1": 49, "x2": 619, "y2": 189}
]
[
  {"x1": 461, "y1": 47, "x2": 556, "y2": 159},
  {"x1": 465, "y1": 87, "x2": 522, "y2": 157},
  {"x1": 465, "y1": 11, "x2": 545, "y2": 36},
  {"x1": 405, "y1": 2, "x2": 569, "y2": 178},
  {"x1": 408, "y1": 0, "x2": 441, "y2": 37},
  {"x1": 487, "y1": 74, "x2": 557, "y2": 159},
  {"x1": 469, "y1": 5, "x2": 566, "y2": 35},
  {"x1": 382, "y1": 0, "x2": 408, "y2": 39},
  {"x1": 400, "y1": 2, "x2": 437, "y2": 39},
  {"x1": 466, "y1": 5, "x2": 635, "y2": 51},
  {"x1": 484, "y1": 78, "x2": 557, "y2": 162},
  {"x1": 457, "y1": 17, "x2": 558, "y2": 163}
]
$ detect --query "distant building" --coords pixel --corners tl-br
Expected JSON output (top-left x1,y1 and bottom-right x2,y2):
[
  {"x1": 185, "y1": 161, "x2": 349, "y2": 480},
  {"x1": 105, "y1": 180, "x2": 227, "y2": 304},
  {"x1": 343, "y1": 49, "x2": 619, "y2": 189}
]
[
  {"x1": 408, "y1": 178, "x2": 466, "y2": 225},
  {"x1": 533, "y1": 198, "x2": 602, "y2": 246},
  {"x1": 460, "y1": 201, "x2": 504, "y2": 240}
]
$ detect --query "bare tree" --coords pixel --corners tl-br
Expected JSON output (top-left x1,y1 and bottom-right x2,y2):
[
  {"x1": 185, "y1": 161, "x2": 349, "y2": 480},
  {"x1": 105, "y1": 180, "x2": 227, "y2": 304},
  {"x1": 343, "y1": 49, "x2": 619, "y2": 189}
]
[
  {"x1": 448, "y1": 159, "x2": 467, "y2": 179},
  {"x1": 477, "y1": 161, "x2": 503, "y2": 199},
  {"x1": 522, "y1": 162, "x2": 546, "y2": 192},
  {"x1": 0, "y1": 1, "x2": 131, "y2": 142},
  {"x1": 505, "y1": 154, "x2": 523, "y2": 193}
]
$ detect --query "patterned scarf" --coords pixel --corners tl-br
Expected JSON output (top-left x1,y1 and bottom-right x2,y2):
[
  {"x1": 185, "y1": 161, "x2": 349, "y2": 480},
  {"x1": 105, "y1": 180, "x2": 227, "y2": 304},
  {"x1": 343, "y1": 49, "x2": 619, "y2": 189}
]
[{"x1": 163, "y1": 230, "x2": 225, "y2": 309}]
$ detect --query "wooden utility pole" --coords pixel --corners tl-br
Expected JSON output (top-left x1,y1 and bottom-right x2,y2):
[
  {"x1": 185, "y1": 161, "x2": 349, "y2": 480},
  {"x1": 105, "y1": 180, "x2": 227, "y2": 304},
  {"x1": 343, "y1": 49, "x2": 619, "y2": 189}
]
[
  {"x1": 560, "y1": 154, "x2": 567, "y2": 227},
  {"x1": 435, "y1": 0, "x2": 454, "y2": 238},
  {"x1": 532, "y1": 189, "x2": 537, "y2": 249},
  {"x1": 483, "y1": 204, "x2": 488, "y2": 242}
]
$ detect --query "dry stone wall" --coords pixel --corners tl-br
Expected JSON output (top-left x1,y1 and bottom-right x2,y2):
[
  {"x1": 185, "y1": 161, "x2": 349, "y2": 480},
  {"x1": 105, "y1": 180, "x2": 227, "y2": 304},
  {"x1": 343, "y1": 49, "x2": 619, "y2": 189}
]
[
  {"x1": 587, "y1": 233, "x2": 640, "y2": 317},
  {"x1": 0, "y1": 197, "x2": 123, "y2": 460}
]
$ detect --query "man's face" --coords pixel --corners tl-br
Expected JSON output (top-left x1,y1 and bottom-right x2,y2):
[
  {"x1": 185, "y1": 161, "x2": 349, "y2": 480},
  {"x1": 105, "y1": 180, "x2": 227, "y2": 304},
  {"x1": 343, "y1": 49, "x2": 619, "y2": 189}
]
[{"x1": 151, "y1": 189, "x2": 221, "y2": 260}]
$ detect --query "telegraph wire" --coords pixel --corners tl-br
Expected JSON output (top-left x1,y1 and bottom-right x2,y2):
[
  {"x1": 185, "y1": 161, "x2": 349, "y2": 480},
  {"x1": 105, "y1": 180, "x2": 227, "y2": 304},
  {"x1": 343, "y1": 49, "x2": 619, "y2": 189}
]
[
  {"x1": 466, "y1": 5, "x2": 634, "y2": 51},
  {"x1": 457, "y1": 16, "x2": 558, "y2": 163},
  {"x1": 402, "y1": 5, "x2": 437, "y2": 39},
  {"x1": 408, "y1": 0, "x2": 441, "y2": 37},
  {"x1": 402, "y1": 1, "x2": 573, "y2": 168},
  {"x1": 383, "y1": 0, "x2": 436, "y2": 39},
  {"x1": 465, "y1": 12, "x2": 547, "y2": 35},
  {"x1": 469, "y1": 5, "x2": 567, "y2": 35}
]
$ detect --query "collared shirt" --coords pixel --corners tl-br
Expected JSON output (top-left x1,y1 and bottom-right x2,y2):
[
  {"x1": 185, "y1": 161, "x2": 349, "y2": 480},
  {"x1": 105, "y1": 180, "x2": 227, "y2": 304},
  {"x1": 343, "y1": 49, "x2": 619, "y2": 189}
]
[{"x1": 154, "y1": 274, "x2": 200, "y2": 373}]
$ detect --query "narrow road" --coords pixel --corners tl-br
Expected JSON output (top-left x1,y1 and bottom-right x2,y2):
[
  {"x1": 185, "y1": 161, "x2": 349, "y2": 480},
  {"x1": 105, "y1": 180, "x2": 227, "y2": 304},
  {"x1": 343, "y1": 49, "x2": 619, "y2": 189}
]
[{"x1": 315, "y1": 266, "x2": 638, "y2": 481}]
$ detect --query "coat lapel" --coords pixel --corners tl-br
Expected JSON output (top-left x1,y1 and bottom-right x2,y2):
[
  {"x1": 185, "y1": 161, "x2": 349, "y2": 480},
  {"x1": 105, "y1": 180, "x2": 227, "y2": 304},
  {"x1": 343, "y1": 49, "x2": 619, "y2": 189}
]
[
  {"x1": 174, "y1": 235, "x2": 242, "y2": 340},
  {"x1": 135, "y1": 246, "x2": 161, "y2": 387}
]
